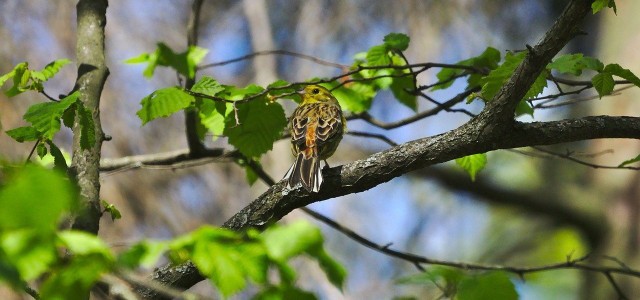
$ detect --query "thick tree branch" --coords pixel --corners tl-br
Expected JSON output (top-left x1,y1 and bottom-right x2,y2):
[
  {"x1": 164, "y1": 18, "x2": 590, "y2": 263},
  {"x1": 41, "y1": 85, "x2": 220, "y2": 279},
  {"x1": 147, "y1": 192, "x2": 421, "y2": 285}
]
[
  {"x1": 70, "y1": 0, "x2": 109, "y2": 234},
  {"x1": 481, "y1": 0, "x2": 592, "y2": 125}
]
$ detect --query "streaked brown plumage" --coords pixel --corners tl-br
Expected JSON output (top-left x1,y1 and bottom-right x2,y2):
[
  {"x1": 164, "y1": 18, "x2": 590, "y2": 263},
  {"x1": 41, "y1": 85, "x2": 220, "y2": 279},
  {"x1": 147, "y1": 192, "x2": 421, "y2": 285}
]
[{"x1": 284, "y1": 85, "x2": 346, "y2": 192}]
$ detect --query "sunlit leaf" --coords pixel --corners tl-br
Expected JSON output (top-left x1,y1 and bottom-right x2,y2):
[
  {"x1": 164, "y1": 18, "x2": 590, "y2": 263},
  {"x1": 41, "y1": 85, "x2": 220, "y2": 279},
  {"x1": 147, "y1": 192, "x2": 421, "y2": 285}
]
[
  {"x1": 455, "y1": 153, "x2": 487, "y2": 181},
  {"x1": 22, "y1": 91, "x2": 79, "y2": 140},
  {"x1": 0, "y1": 165, "x2": 77, "y2": 231},
  {"x1": 137, "y1": 87, "x2": 194, "y2": 125},
  {"x1": 224, "y1": 97, "x2": 287, "y2": 158},
  {"x1": 457, "y1": 272, "x2": 518, "y2": 300}
]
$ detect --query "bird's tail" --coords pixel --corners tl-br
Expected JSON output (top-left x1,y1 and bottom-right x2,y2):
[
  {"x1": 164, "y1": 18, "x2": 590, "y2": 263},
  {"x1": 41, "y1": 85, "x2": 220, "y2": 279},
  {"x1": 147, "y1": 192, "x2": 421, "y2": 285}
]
[{"x1": 284, "y1": 153, "x2": 322, "y2": 192}]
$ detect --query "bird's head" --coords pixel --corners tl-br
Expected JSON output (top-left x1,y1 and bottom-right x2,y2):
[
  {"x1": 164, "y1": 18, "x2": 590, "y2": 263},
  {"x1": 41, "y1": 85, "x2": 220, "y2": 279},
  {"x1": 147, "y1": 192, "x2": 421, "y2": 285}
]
[{"x1": 298, "y1": 85, "x2": 338, "y2": 104}]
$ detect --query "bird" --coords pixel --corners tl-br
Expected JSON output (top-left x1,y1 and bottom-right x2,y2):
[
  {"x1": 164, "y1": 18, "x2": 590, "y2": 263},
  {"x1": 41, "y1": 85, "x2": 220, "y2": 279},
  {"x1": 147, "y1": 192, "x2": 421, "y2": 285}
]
[{"x1": 284, "y1": 84, "x2": 346, "y2": 192}]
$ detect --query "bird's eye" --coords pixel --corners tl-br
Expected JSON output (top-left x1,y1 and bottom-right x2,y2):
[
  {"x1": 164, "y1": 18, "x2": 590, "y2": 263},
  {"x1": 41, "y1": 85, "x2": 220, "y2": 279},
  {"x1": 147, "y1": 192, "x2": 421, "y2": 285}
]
[{"x1": 312, "y1": 88, "x2": 320, "y2": 94}]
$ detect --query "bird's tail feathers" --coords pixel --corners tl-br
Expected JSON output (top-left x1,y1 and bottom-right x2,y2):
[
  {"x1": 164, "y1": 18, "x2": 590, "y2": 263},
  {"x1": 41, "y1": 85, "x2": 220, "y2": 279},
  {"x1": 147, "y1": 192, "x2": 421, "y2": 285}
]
[{"x1": 284, "y1": 153, "x2": 322, "y2": 192}]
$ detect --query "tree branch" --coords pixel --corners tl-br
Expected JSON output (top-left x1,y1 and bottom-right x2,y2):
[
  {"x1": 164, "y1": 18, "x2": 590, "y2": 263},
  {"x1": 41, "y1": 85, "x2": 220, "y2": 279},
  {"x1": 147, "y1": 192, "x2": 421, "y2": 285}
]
[{"x1": 70, "y1": 0, "x2": 109, "y2": 234}]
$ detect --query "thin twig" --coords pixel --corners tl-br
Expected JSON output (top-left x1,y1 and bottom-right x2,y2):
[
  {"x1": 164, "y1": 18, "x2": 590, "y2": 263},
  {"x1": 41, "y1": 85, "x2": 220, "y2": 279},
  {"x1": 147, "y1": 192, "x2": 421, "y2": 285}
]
[
  {"x1": 198, "y1": 49, "x2": 348, "y2": 70},
  {"x1": 532, "y1": 146, "x2": 640, "y2": 171},
  {"x1": 347, "y1": 130, "x2": 398, "y2": 146}
]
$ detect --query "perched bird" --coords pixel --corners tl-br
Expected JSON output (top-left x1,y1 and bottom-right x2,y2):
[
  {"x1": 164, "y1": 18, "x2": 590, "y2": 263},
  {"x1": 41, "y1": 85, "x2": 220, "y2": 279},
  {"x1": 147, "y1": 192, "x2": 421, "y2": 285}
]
[{"x1": 284, "y1": 84, "x2": 346, "y2": 192}]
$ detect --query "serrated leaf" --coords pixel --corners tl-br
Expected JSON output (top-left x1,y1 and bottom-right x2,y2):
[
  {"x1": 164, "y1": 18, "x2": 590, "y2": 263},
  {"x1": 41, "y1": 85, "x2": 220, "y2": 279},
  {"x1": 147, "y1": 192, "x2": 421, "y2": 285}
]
[
  {"x1": 366, "y1": 45, "x2": 391, "y2": 66},
  {"x1": 524, "y1": 71, "x2": 547, "y2": 100},
  {"x1": 46, "y1": 141, "x2": 68, "y2": 172},
  {"x1": 515, "y1": 100, "x2": 534, "y2": 117},
  {"x1": 191, "y1": 76, "x2": 224, "y2": 96},
  {"x1": 22, "y1": 92, "x2": 79, "y2": 140},
  {"x1": 480, "y1": 51, "x2": 526, "y2": 101},
  {"x1": 548, "y1": 54, "x2": 604, "y2": 75},
  {"x1": 0, "y1": 164, "x2": 77, "y2": 231},
  {"x1": 36, "y1": 142, "x2": 48, "y2": 158},
  {"x1": 224, "y1": 98, "x2": 287, "y2": 158},
  {"x1": 457, "y1": 272, "x2": 518, "y2": 300},
  {"x1": 591, "y1": 72, "x2": 615, "y2": 98},
  {"x1": 383, "y1": 33, "x2": 410, "y2": 51},
  {"x1": 198, "y1": 99, "x2": 230, "y2": 140},
  {"x1": 455, "y1": 153, "x2": 487, "y2": 181},
  {"x1": 592, "y1": 0, "x2": 616, "y2": 14},
  {"x1": 77, "y1": 102, "x2": 96, "y2": 150},
  {"x1": 36, "y1": 58, "x2": 71, "y2": 81},
  {"x1": 603, "y1": 63, "x2": 640, "y2": 87},
  {"x1": 5, "y1": 126, "x2": 40, "y2": 142},
  {"x1": 390, "y1": 74, "x2": 417, "y2": 111},
  {"x1": 619, "y1": 154, "x2": 640, "y2": 167},
  {"x1": 118, "y1": 240, "x2": 167, "y2": 269},
  {"x1": 137, "y1": 87, "x2": 195, "y2": 125}
]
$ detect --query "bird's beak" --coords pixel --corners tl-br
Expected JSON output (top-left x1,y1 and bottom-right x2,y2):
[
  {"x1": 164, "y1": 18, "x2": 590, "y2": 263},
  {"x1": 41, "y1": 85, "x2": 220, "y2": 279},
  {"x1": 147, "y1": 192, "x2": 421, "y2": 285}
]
[{"x1": 296, "y1": 88, "x2": 306, "y2": 95}]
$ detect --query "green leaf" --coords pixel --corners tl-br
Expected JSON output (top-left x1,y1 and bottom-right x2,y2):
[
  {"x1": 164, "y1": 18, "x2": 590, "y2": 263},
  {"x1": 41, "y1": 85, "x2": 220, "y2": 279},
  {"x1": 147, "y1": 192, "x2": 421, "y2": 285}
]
[
  {"x1": 118, "y1": 240, "x2": 168, "y2": 269},
  {"x1": 33, "y1": 58, "x2": 71, "y2": 81},
  {"x1": 311, "y1": 247, "x2": 347, "y2": 290},
  {"x1": 198, "y1": 99, "x2": 230, "y2": 140},
  {"x1": 5, "y1": 126, "x2": 40, "y2": 142},
  {"x1": 383, "y1": 33, "x2": 410, "y2": 51},
  {"x1": 547, "y1": 54, "x2": 604, "y2": 75},
  {"x1": 0, "y1": 164, "x2": 77, "y2": 231},
  {"x1": 77, "y1": 102, "x2": 96, "y2": 150},
  {"x1": 126, "y1": 43, "x2": 208, "y2": 79},
  {"x1": 592, "y1": 0, "x2": 616, "y2": 14},
  {"x1": 591, "y1": 72, "x2": 615, "y2": 98},
  {"x1": 46, "y1": 141, "x2": 68, "y2": 172},
  {"x1": 191, "y1": 76, "x2": 225, "y2": 96},
  {"x1": 390, "y1": 75, "x2": 417, "y2": 111},
  {"x1": 366, "y1": 45, "x2": 391, "y2": 66},
  {"x1": 57, "y1": 231, "x2": 113, "y2": 259},
  {"x1": 480, "y1": 51, "x2": 526, "y2": 101},
  {"x1": 23, "y1": 91, "x2": 79, "y2": 140},
  {"x1": 137, "y1": 87, "x2": 195, "y2": 125},
  {"x1": 603, "y1": 63, "x2": 640, "y2": 87},
  {"x1": 324, "y1": 82, "x2": 375, "y2": 113},
  {"x1": 0, "y1": 230, "x2": 57, "y2": 281},
  {"x1": 36, "y1": 142, "x2": 48, "y2": 158},
  {"x1": 189, "y1": 228, "x2": 269, "y2": 297},
  {"x1": 267, "y1": 79, "x2": 297, "y2": 97},
  {"x1": 262, "y1": 221, "x2": 324, "y2": 261},
  {"x1": 224, "y1": 97, "x2": 287, "y2": 158},
  {"x1": 457, "y1": 272, "x2": 518, "y2": 300},
  {"x1": 40, "y1": 255, "x2": 111, "y2": 300},
  {"x1": 524, "y1": 71, "x2": 547, "y2": 100},
  {"x1": 515, "y1": 100, "x2": 534, "y2": 117},
  {"x1": 3, "y1": 62, "x2": 30, "y2": 97},
  {"x1": 101, "y1": 200, "x2": 122, "y2": 221},
  {"x1": 619, "y1": 154, "x2": 640, "y2": 167},
  {"x1": 455, "y1": 153, "x2": 487, "y2": 181}
]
